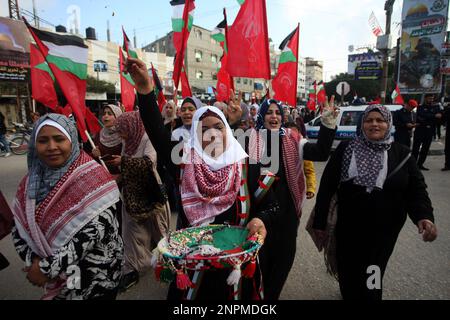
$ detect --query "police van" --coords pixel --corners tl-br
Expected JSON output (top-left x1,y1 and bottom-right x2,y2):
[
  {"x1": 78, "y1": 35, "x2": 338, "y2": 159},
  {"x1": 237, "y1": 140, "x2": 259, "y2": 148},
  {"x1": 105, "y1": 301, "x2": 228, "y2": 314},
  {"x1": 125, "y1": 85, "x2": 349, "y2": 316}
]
[{"x1": 305, "y1": 105, "x2": 403, "y2": 140}]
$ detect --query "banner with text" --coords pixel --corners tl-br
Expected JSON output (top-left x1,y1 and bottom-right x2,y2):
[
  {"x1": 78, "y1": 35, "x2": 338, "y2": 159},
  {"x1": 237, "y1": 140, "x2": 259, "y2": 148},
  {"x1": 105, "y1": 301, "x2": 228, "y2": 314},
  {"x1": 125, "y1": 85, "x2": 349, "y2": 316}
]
[
  {"x1": 0, "y1": 17, "x2": 31, "y2": 82},
  {"x1": 399, "y1": 0, "x2": 449, "y2": 94}
]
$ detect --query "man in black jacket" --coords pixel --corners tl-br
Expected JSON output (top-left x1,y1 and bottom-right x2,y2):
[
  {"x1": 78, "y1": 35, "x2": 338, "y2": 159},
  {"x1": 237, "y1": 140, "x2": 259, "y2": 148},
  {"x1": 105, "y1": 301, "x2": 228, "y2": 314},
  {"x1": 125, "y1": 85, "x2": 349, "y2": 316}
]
[
  {"x1": 442, "y1": 102, "x2": 450, "y2": 171},
  {"x1": 394, "y1": 99, "x2": 418, "y2": 149},
  {"x1": 412, "y1": 94, "x2": 443, "y2": 170}
]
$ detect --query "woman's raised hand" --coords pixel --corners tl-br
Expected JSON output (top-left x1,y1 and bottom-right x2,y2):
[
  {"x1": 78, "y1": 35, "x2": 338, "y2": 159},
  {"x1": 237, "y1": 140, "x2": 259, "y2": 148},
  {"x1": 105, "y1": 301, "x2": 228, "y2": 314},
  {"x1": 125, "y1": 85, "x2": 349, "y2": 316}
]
[
  {"x1": 227, "y1": 90, "x2": 243, "y2": 126},
  {"x1": 321, "y1": 95, "x2": 339, "y2": 129},
  {"x1": 125, "y1": 57, "x2": 154, "y2": 95}
]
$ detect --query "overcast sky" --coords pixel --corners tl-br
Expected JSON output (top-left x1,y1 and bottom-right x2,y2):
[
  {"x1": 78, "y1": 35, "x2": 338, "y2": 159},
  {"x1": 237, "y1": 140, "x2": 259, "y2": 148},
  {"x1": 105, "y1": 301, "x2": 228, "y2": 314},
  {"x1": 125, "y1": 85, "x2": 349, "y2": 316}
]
[{"x1": 0, "y1": 0, "x2": 407, "y2": 80}]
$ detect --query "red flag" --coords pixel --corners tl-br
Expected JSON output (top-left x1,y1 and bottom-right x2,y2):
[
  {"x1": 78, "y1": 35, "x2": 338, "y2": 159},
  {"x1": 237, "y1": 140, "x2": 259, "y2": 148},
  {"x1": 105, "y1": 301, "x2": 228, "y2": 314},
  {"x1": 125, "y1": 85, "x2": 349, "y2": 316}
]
[
  {"x1": 181, "y1": 65, "x2": 192, "y2": 98},
  {"x1": 151, "y1": 63, "x2": 168, "y2": 112},
  {"x1": 30, "y1": 44, "x2": 59, "y2": 111},
  {"x1": 172, "y1": 0, "x2": 196, "y2": 90},
  {"x1": 226, "y1": 0, "x2": 271, "y2": 79},
  {"x1": 214, "y1": 9, "x2": 234, "y2": 102},
  {"x1": 307, "y1": 81, "x2": 317, "y2": 111},
  {"x1": 272, "y1": 25, "x2": 300, "y2": 107},
  {"x1": 119, "y1": 47, "x2": 136, "y2": 112},
  {"x1": 85, "y1": 108, "x2": 102, "y2": 135},
  {"x1": 24, "y1": 18, "x2": 88, "y2": 142}
]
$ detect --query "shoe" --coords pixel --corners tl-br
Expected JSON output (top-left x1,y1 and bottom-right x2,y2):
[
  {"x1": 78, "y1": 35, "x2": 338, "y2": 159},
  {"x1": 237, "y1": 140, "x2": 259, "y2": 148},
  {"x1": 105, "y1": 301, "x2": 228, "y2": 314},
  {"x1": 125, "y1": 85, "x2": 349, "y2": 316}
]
[
  {"x1": 4, "y1": 153, "x2": 11, "y2": 158},
  {"x1": 442, "y1": 167, "x2": 450, "y2": 171},
  {"x1": 419, "y1": 166, "x2": 430, "y2": 171},
  {"x1": 118, "y1": 271, "x2": 139, "y2": 293}
]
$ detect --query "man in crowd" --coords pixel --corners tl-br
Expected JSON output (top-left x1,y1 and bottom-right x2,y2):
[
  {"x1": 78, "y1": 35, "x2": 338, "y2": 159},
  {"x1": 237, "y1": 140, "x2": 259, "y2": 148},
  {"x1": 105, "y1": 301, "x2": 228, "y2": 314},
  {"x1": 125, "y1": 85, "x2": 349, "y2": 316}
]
[
  {"x1": 412, "y1": 94, "x2": 443, "y2": 171},
  {"x1": 394, "y1": 99, "x2": 418, "y2": 149},
  {"x1": 442, "y1": 99, "x2": 450, "y2": 171}
]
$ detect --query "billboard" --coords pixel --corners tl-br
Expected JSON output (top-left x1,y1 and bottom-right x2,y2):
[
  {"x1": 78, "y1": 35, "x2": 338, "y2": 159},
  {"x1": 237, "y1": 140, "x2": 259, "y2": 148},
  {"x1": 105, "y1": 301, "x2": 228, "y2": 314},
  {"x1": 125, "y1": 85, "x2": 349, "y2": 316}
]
[
  {"x1": 0, "y1": 17, "x2": 31, "y2": 82},
  {"x1": 348, "y1": 52, "x2": 383, "y2": 76},
  {"x1": 399, "y1": 0, "x2": 449, "y2": 94},
  {"x1": 355, "y1": 61, "x2": 383, "y2": 80}
]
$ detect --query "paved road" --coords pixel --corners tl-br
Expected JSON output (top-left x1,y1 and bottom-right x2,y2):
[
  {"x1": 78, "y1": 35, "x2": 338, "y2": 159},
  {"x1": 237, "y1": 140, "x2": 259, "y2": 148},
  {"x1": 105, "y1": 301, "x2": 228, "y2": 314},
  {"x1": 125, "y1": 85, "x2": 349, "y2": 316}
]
[{"x1": 0, "y1": 142, "x2": 449, "y2": 300}]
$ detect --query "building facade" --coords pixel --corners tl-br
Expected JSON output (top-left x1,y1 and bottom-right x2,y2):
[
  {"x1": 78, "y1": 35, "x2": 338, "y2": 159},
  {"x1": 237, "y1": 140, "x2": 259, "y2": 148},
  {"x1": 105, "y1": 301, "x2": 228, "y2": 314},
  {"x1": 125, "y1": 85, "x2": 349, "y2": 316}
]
[
  {"x1": 305, "y1": 57, "x2": 323, "y2": 87},
  {"x1": 143, "y1": 25, "x2": 260, "y2": 96}
]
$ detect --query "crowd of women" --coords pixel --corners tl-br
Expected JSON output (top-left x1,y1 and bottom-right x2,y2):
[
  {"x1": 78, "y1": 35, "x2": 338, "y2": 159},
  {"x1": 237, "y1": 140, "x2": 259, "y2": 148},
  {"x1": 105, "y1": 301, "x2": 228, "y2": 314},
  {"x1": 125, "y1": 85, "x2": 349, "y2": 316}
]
[{"x1": 4, "y1": 57, "x2": 438, "y2": 300}]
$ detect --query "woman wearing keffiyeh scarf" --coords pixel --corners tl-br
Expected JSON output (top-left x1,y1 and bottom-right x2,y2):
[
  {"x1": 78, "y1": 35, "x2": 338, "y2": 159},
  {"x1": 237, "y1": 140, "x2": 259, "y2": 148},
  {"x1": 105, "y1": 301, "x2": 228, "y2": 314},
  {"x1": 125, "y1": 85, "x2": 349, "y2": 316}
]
[
  {"x1": 313, "y1": 105, "x2": 437, "y2": 300},
  {"x1": 11, "y1": 114, "x2": 123, "y2": 300},
  {"x1": 249, "y1": 97, "x2": 338, "y2": 300},
  {"x1": 125, "y1": 57, "x2": 277, "y2": 301}
]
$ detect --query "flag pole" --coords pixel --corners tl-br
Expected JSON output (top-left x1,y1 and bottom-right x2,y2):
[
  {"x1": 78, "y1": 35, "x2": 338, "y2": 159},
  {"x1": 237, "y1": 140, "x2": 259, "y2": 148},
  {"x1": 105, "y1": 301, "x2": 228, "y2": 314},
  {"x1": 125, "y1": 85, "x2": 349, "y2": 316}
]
[{"x1": 84, "y1": 130, "x2": 108, "y2": 170}]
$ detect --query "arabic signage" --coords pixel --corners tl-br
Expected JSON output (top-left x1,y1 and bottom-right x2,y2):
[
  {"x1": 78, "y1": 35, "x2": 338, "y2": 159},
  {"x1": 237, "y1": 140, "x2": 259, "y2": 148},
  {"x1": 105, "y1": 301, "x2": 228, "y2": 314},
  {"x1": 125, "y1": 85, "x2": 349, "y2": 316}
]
[
  {"x1": 399, "y1": 0, "x2": 449, "y2": 93},
  {"x1": 0, "y1": 17, "x2": 31, "y2": 82}
]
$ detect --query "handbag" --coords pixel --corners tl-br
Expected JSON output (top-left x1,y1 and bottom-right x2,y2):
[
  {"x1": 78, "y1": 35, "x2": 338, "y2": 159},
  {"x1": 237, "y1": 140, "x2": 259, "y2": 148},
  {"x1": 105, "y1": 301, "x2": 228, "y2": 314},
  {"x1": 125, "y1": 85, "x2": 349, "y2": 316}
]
[{"x1": 306, "y1": 193, "x2": 339, "y2": 280}]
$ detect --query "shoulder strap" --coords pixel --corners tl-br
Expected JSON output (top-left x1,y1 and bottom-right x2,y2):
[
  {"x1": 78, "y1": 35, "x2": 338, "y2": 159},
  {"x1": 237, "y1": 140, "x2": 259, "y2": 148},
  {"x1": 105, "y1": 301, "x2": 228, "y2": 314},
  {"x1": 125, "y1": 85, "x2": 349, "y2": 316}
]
[{"x1": 387, "y1": 153, "x2": 411, "y2": 180}]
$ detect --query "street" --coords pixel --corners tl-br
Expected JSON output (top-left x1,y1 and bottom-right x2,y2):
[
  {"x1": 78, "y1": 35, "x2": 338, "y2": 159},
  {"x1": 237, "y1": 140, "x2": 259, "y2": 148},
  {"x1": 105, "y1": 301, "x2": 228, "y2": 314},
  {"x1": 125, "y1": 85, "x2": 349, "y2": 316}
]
[{"x1": 0, "y1": 142, "x2": 449, "y2": 300}]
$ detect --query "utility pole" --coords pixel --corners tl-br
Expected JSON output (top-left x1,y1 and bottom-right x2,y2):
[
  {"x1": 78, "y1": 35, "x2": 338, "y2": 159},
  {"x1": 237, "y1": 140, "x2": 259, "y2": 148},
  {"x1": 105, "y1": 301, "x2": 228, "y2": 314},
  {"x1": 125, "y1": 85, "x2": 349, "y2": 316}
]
[
  {"x1": 32, "y1": 0, "x2": 39, "y2": 27},
  {"x1": 107, "y1": 20, "x2": 111, "y2": 42},
  {"x1": 381, "y1": 0, "x2": 395, "y2": 104},
  {"x1": 8, "y1": 0, "x2": 20, "y2": 19}
]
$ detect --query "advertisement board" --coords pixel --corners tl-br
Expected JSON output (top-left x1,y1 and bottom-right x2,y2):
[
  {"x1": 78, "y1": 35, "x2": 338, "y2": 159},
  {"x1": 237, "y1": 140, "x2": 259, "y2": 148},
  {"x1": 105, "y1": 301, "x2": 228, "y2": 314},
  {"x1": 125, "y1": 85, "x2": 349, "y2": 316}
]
[
  {"x1": 0, "y1": 17, "x2": 31, "y2": 82},
  {"x1": 399, "y1": 0, "x2": 449, "y2": 93}
]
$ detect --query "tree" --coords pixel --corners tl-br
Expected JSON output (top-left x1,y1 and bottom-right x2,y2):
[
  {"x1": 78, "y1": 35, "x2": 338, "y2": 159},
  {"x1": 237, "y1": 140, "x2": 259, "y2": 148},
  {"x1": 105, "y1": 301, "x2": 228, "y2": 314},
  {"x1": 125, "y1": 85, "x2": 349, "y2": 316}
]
[{"x1": 86, "y1": 76, "x2": 116, "y2": 94}]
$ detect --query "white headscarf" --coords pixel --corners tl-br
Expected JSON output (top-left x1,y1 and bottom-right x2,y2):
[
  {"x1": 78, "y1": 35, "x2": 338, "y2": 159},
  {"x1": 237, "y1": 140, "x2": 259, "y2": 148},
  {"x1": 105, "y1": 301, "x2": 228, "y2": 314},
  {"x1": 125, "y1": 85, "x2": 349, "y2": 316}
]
[{"x1": 184, "y1": 106, "x2": 248, "y2": 171}]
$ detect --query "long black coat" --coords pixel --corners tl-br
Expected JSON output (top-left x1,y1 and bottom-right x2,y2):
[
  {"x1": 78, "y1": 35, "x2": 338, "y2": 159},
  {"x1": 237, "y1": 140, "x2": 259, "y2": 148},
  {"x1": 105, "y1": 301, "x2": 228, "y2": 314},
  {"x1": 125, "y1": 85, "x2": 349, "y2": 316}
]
[{"x1": 313, "y1": 140, "x2": 434, "y2": 300}]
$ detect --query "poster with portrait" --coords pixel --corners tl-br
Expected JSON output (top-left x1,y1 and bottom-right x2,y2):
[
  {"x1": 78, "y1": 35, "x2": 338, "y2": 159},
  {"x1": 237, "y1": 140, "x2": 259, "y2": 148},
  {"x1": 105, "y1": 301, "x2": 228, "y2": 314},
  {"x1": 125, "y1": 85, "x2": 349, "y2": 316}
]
[
  {"x1": 0, "y1": 17, "x2": 31, "y2": 82},
  {"x1": 399, "y1": 0, "x2": 449, "y2": 94}
]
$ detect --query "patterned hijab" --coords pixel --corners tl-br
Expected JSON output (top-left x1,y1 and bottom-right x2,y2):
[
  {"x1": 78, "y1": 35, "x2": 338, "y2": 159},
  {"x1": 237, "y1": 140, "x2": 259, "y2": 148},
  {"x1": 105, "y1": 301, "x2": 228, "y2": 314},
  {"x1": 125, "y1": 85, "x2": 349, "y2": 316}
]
[
  {"x1": 116, "y1": 111, "x2": 145, "y2": 157},
  {"x1": 27, "y1": 114, "x2": 80, "y2": 203},
  {"x1": 256, "y1": 99, "x2": 286, "y2": 136},
  {"x1": 341, "y1": 104, "x2": 393, "y2": 191},
  {"x1": 99, "y1": 105, "x2": 123, "y2": 148}
]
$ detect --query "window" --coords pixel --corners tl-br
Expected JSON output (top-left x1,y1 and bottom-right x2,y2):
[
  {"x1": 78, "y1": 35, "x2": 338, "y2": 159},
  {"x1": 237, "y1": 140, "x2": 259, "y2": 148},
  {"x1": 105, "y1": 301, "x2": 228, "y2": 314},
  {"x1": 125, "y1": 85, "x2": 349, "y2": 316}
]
[
  {"x1": 250, "y1": 80, "x2": 253, "y2": 86},
  {"x1": 211, "y1": 54, "x2": 218, "y2": 63},
  {"x1": 195, "y1": 50, "x2": 203, "y2": 62},
  {"x1": 340, "y1": 111, "x2": 362, "y2": 126},
  {"x1": 196, "y1": 70, "x2": 203, "y2": 79},
  {"x1": 237, "y1": 78, "x2": 241, "y2": 84},
  {"x1": 243, "y1": 79, "x2": 248, "y2": 85},
  {"x1": 195, "y1": 30, "x2": 202, "y2": 39},
  {"x1": 212, "y1": 72, "x2": 217, "y2": 80},
  {"x1": 93, "y1": 60, "x2": 108, "y2": 72}
]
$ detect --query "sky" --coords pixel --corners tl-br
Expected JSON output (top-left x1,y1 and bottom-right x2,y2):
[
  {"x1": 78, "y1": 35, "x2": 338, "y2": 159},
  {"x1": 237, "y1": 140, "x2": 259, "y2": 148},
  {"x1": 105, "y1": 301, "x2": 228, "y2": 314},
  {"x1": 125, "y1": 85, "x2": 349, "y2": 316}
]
[{"x1": 0, "y1": 0, "x2": 406, "y2": 80}]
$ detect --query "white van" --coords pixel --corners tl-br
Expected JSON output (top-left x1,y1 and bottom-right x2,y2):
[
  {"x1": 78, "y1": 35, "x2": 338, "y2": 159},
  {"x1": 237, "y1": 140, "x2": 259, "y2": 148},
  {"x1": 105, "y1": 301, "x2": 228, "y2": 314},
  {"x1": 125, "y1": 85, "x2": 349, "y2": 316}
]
[{"x1": 305, "y1": 105, "x2": 403, "y2": 140}]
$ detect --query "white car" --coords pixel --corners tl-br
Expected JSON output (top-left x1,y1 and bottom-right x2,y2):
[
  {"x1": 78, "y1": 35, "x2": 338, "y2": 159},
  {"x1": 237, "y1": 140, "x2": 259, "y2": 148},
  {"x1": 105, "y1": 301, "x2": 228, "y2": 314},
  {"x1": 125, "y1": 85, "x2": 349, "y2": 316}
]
[{"x1": 305, "y1": 105, "x2": 403, "y2": 140}]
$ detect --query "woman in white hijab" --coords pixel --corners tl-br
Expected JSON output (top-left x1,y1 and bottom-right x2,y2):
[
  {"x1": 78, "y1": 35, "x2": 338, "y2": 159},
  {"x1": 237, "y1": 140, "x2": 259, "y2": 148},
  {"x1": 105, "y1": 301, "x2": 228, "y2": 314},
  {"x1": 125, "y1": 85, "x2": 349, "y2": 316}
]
[{"x1": 125, "y1": 57, "x2": 273, "y2": 301}]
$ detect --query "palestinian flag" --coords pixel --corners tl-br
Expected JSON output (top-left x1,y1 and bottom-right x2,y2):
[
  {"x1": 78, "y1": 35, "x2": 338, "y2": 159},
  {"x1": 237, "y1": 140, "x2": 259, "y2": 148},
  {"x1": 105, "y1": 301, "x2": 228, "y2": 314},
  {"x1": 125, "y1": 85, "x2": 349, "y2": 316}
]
[
  {"x1": 306, "y1": 81, "x2": 317, "y2": 111},
  {"x1": 119, "y1": 47, "x2": 136, "y2": 112},
  {"x1": 123, "y1": 27, "x2": 138, "y2": 59},
  {"x1": 85, "y1": 108, "x2": 102, "y2": 135},
  {"x1": 24, "y1": 19, "x2": 89, "y2": 141},
  {"x1": 272, "y1": 25, "x2": 300, "y2": 107},
  {"x1": 213, "y1": 9, "x2": 234, "y2": 102},
  {"x1": 181, "y1": 64, "x2": 192, "y2": 98},
  {"x1": 211, "y1": 18, "x2": 226, "y2": 49},
  {"x1": 237, "y1": 0, "x2": 245, "y2": 4},
  {"x1": 30, "y1": 44, "x2": 59, "y2": 111},
  {"x1": 171, "y1": 0, "x2": 195, "y2": 89},
  {"x1": 151, "y1": 63, "x2": 167, "y2": 112},
  {"x1": 316, "y1": 81, "x2": 327, "y2": 105},
  {"x1": 391, "y1": 83, "x2": 404, "y2": 105}
]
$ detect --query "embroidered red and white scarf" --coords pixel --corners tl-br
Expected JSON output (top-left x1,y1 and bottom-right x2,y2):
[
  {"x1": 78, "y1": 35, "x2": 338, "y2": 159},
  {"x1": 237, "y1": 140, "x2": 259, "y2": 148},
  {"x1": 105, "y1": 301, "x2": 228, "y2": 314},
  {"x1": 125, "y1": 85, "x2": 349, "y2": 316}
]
[
  {"x1": 181, "y1": 150, "x2": 242, "y2": 226},
  {"x1": 12, "y1": 151, "x2": 120, "y2": 298}
]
